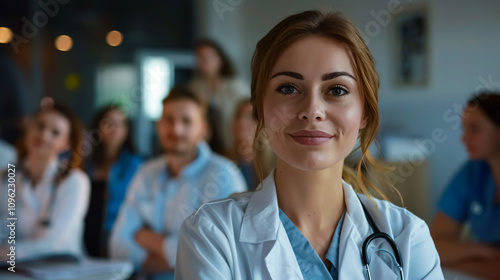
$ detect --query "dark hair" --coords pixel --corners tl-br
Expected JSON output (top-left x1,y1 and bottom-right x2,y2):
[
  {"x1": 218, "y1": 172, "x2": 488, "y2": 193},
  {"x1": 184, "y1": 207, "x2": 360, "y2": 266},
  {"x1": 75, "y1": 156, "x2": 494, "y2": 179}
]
[
  {"x1": 195, "y1": 38, "x2": 236, "y2": 78},
  {"x1": 466, "y1": 92, "x2": 500, "y2": 127},
  {"x1": 17, "y1": 103, "x2": 83, "y2": 182},
  {"x1": 162, "y1": 85, "x2": 207, "y2": 116},
  {"x1": 89, "y1": 104, "x2": 136, "y2": 167}
]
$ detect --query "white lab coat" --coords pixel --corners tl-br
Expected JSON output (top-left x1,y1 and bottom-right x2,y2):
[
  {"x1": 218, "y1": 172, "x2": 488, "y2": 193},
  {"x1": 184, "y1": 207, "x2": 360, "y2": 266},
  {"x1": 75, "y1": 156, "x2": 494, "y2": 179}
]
[{"x1": 175, "y1": 169, "x2": 444, "y2": 279}]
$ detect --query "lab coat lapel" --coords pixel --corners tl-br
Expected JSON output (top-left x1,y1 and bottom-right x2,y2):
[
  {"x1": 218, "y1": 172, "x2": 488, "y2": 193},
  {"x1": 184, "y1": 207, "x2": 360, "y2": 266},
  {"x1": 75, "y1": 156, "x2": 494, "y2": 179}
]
[
  {"x1": 239, "y1": 169, "x2": 303, "y2": 280},
  {"x1": 338, "y1": 180, "x2": 398, "y2": 280}
]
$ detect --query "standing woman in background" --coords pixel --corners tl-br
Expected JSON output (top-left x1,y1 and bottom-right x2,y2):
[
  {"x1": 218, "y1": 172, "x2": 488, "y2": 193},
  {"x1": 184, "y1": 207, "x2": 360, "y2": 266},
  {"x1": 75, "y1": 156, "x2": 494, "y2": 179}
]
[
  {"x1": 431, "y1": 92, "x2": 500, "y2": 280},
  {"x1": 84, "y1": 105, "x2": 142, "y2": 258},
  {"x1": 228, "y1": 99, "x2": 275, "y2": 190},
  {"x1": 175, "y1": 10, "x2": 443, "y2": 279},
  {"x1": 0, "y1": 103, "x2": 90, "y2": 260},
  {"x1": 190, "y1": 39, "x2": 250, "y2": 154}
]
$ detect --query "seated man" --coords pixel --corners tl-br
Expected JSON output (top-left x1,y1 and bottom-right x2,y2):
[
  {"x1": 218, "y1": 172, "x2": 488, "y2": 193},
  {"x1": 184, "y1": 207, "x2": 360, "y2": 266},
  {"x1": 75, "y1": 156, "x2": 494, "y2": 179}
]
[{"x1": 110, "y1": 86, "x2": 247, "y2": 279}]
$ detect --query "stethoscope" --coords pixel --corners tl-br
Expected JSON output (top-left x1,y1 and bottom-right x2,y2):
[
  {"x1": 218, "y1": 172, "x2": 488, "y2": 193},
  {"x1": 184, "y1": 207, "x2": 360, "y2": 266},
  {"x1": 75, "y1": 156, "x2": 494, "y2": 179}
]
[{"x1": 359, "y1": 197, "x2": 404, "y2": 280}]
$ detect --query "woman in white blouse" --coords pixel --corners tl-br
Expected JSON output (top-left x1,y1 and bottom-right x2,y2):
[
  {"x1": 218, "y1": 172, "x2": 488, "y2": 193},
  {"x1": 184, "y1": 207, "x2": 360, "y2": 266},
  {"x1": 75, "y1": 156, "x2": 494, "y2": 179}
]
[{"x1": 0, "y1": 102, "x2": 90, "y2": 261}]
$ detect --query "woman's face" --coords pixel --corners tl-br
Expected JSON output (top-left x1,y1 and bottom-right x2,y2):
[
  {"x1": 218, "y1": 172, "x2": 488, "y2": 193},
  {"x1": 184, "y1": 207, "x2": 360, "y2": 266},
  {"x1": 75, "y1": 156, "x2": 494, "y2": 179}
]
[
  {"x1": 263, "y1": 36, "x2": 366, "y2": 171},
  {"x1": 196, "y1": 45, "x2": 222, "y2": 78},
  {"x1": 25, "y1": 111, "x2": 71, "y2": 159},
  {"x1": 100, "y1": 109, "x2": 128, "y2": 148},
  {"x1": 461, "y1": 106, "x2": 500, "y2": 160}
]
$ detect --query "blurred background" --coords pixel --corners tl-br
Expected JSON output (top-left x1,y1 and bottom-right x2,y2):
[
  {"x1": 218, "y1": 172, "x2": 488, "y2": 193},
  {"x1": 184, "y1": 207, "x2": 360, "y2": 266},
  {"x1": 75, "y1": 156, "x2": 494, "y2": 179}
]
[{"x1": 0, "y1": 0, "x2": 499, "y2": 223}]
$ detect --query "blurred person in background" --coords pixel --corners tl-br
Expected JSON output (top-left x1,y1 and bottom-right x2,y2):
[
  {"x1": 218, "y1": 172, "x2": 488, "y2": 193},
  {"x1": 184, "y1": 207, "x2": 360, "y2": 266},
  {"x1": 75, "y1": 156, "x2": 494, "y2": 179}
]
[
  {"x1": 190, "y1": 39, "x2": 250, "y2": 154},
  {"x1": 83, "y1": 105, "x2": 142, "y2": 258},
  {"x1": 0, "y1": 49, "x2": 29, "y2": 145},
  {"x1": 0, "y1": 102, "x2": 90, "y2": 261},
  {"x1": 431, "y1": 92, "x2": 500, "y2": 279},
  {"x1": 0, "y1": 125, "x2": 17, "y2": 168},
  {"x1": 109, "y1": 86, "x2": 246, "y2": 280},
  {"x1": 228, "y1": 99, "x2": 275, "y2": 190}
]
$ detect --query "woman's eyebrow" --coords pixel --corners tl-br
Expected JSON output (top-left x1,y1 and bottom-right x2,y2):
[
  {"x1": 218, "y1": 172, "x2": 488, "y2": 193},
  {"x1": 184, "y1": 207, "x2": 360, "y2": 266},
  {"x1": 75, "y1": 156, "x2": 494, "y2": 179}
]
[
  {"x1": 270, "y1": 71, "x2": 303, "y2": 80},
  {"x1": 270, "y1": 71, "x2": 356, "y2": 81},
  {"x1": 322, "y1": 71, "x2": 356, "y2": 81}
]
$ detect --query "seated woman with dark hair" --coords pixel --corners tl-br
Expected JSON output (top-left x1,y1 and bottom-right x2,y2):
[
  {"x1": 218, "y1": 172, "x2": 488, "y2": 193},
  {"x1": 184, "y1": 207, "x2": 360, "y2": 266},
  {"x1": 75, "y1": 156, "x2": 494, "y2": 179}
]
[
  {"x1": 84, "y1": 105, "x2": 142, "y2": 257},
  {"x1": 431, "y1": 92, "x2": 500, "y2": 280}
]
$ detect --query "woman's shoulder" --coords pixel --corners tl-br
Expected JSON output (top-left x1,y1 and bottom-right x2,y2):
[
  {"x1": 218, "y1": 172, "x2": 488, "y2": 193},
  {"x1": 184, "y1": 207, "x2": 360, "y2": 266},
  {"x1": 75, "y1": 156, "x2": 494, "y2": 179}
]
[
  {"x1": 60, "y1": 168, "x2": 90, "y2": 192},
  {"x1": 360, "y1": 195, "x2": 428, "y2": 236},
  {"x1": 184, "y1": 191, "x2": 254, "y2": 230}
]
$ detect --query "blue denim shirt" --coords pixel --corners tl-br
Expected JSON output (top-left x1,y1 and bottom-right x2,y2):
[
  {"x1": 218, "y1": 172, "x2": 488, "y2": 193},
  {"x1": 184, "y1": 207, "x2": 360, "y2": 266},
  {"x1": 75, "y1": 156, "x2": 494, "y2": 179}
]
[
  {"x1": 279, "y1": 208, "x2": 346, "y2": 280},
  {"x1": 86, "y1": 150, "x2": 143, "y2": 232}
]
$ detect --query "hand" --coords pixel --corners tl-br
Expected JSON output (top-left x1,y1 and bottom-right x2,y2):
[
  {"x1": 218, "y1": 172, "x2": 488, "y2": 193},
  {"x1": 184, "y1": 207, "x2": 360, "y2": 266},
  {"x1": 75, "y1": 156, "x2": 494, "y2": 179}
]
[
  {"x1": 134, "y1": 227, "x2": 170, "y2": 266},
  {"x1": 478, "y1": 244, "x2": 500, "y2": 260},
  {"x1": 135, "y1": 228, "x2": 162, "y2": 247}
]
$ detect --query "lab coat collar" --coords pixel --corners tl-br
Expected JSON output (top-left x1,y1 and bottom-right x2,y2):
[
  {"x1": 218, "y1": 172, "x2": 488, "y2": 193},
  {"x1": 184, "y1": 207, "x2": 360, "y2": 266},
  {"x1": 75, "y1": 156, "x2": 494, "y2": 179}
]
[
  {"x1": 239, "y1": 168, "x2": 373, "y2": 243},
  {"x1": 239, "y1": 168, "x2": 279, "y2": 243}
]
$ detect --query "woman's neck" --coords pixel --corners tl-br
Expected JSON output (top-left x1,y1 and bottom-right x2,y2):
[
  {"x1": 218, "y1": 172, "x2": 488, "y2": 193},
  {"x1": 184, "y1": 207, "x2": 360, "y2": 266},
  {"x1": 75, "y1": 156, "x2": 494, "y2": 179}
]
[
  {"x1": 205, "y1": 74, "x2": 220, "y2": 93},
  {"x1": 275, "y1": 158, "x2": 345, "y2": 233},
  {"x1": 102, "y1": 144, "x2": 121, "y2": 165},
  {"x1": 25, "y1": 154, "x2": 54, "y2": 187}
]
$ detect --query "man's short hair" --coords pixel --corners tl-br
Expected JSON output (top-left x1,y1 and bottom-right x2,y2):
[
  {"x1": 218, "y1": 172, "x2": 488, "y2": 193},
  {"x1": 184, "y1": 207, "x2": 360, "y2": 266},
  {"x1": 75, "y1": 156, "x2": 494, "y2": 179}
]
[{"x1": 162, "y1": 86, "x2": 207, "y2": 116}]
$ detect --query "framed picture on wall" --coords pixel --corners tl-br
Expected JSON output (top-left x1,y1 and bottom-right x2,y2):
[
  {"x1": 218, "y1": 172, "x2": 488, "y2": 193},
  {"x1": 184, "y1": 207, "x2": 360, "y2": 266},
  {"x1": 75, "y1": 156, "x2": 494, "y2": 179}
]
[{"x1": 392, "y1": 4, "x2": 429, "y2": 87}]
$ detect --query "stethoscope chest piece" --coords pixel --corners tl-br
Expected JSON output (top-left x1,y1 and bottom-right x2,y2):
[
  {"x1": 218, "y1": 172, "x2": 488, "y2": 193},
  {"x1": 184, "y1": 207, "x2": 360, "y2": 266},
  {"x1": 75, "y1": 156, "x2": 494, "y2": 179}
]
[{"x1": 470, "y1": 201, "x2": 483, "y2": 216}]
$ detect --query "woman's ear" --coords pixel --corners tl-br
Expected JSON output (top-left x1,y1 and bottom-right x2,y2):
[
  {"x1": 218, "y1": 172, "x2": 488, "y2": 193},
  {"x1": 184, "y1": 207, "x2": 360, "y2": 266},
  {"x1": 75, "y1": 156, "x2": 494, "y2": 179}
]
[{"x1": 359, "y1": 115, "x2": 368, "y2": 130}]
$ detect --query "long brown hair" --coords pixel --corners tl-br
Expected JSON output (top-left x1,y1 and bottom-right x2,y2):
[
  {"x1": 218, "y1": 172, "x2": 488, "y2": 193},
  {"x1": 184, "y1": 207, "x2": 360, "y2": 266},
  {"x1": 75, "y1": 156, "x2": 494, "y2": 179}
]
[
  {"x1": 17, "y1": 103, "x2": 83, "y2": 182},
  {"x1": 250, "y1": 10, "x2": 395, "y2": 201}
]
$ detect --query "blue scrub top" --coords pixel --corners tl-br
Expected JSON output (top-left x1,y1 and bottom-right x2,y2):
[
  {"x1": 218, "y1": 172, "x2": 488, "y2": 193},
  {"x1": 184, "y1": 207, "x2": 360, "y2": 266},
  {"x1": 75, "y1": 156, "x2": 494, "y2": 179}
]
[
  {"x1": 438, "y1": 160, "x2": 500, "y2": 244},
  {"x1": 278, "y1": 208, "x2": 345, "y2": 280}
]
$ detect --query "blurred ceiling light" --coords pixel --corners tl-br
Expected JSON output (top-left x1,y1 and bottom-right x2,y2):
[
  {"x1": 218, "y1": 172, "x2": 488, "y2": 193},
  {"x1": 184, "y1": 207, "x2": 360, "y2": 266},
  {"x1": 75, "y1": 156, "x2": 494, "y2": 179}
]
[
  {"x1": 65, "y1": 73, "x2": 81, "y2": 91},
  {"x1": 0, "y1": 27, "x2": 13, "y2": 44},
  {"x1": 106, "y1": 30, "x2": 123, "y2": 47},
  {"x1": 55, "y1": 35, "x2": 73, "y2": 51}
]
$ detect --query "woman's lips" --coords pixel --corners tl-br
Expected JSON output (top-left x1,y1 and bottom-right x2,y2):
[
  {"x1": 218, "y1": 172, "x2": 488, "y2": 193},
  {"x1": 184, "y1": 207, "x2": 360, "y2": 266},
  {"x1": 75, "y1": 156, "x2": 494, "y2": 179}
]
[{"x1": 289, "y1": 130, "x2": 334, "y2": 146}]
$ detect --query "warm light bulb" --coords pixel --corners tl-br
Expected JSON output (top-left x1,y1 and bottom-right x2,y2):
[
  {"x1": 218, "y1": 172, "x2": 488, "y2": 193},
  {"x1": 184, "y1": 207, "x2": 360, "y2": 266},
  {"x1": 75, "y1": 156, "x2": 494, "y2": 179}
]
[
  {"x1": 55, "y1": 35, "x2": 73, "y2": 51},
  {"x1": 0, "y1": 27, "x2": 13, "y2": 44},
  {"x1": 106, "y1": 30, "x2": 123, "y2": 47}
]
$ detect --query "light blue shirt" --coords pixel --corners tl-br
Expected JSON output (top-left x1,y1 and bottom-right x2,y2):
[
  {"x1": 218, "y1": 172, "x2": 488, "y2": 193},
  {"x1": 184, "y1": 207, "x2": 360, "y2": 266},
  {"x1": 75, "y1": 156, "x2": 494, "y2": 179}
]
[
  {"x1": 279, "y1": 209, "x2": 345, "y2": 280},
  {"x1": 110, "y1": 142, "x2": 247, "y2": 280},
  {"x1": 439, "y1": 160, "x2": 500, "y2": 244}
]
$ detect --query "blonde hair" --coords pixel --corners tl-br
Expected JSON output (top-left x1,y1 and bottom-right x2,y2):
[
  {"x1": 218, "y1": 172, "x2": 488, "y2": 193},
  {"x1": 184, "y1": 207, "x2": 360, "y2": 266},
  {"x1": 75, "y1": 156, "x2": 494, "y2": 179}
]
[{"x1": 250, "y1": 10, "x2": 396, "y2": 201}]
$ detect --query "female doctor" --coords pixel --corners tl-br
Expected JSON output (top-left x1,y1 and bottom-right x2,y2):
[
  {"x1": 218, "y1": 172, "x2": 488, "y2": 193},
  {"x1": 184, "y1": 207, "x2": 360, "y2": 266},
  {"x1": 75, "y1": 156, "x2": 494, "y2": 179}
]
[{"x1": 175, "y1": 10, "x2": 444, "y2": 280}]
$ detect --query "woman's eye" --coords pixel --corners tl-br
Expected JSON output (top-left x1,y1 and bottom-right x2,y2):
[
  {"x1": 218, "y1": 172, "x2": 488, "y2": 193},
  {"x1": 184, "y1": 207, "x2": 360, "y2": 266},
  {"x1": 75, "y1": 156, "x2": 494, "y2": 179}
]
[
  {"x1": 328, "y1": 86, "x2": 349, "y2": 96},
  {"x1": 276, "y1": 84, "x2": 299, "y2": 95}
]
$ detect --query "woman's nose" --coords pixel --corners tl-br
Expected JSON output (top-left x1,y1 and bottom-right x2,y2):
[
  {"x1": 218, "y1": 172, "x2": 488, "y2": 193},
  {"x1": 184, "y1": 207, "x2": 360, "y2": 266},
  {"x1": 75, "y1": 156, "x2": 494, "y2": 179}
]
[{"x1": 297, "y1": 91, "x2": 326, "y2": 121}]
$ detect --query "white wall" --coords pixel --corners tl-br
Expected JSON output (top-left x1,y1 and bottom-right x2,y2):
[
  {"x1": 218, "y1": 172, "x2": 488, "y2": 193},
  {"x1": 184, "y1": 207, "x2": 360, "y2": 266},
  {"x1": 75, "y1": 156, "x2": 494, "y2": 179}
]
[{"x1": 195, "y1": 0, "x2": 500, "y2": 214}]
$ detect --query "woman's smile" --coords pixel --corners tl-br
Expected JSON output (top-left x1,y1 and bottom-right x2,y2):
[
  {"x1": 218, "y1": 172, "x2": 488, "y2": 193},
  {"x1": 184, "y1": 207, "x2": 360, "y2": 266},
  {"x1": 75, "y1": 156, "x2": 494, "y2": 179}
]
[{"x1": 289, "y1": 130, "x2": 334, "y2": 146}]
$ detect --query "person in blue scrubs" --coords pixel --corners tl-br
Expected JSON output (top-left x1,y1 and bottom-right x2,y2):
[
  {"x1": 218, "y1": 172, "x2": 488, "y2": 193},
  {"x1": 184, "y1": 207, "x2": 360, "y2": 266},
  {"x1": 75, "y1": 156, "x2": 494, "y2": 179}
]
[
  {"x1": 110, "y1": 86, "x2": 247, "y2": 280},
  {"x1": 175, "y1": 10, "x2": 443, "y2": 280},
  {"x1": 83, "y1": 105, "x2": 142, "y2": 257},
  {"x1": 431, "y1": 93, "x2": 500, "y2": 279}
]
